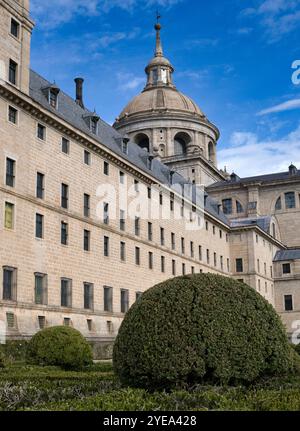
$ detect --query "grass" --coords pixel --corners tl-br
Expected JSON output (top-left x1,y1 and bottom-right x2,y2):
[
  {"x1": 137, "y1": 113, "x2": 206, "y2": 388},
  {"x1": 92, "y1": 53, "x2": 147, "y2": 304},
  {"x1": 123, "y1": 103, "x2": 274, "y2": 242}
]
[{"x1": 1, "y1": 363, "x2": 300, "y2": 411}]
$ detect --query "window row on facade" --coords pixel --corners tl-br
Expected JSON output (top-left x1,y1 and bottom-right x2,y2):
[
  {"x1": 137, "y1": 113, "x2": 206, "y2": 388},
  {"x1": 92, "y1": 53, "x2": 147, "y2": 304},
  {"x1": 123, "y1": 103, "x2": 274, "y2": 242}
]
[
  {"x1": 2, "y1": 267, "x2": 143, "y2": 314},
  {"x1": 235, "y1": 257, "x2": 273, "y2": 278}
]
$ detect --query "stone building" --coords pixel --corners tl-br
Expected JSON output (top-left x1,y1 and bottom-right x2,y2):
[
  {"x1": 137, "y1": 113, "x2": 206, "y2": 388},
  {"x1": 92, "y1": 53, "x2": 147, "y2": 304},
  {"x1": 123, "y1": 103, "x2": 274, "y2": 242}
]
[{"x1": 0, "y1": 0, "x2": 299, "y2": 354}]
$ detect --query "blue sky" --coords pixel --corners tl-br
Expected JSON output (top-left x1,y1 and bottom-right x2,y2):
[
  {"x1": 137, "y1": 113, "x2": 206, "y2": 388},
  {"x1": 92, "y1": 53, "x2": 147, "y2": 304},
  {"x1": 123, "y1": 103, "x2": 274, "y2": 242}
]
[{"x1": 29, "y1": 0, "x2": 300, "y2": 177}]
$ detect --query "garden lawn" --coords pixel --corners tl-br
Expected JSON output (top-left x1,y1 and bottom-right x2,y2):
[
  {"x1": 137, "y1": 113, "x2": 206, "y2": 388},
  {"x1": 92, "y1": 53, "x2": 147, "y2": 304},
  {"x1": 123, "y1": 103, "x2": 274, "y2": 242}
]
[{"x1": 1, "y1": 364, "x2": 300, "y2": 411}]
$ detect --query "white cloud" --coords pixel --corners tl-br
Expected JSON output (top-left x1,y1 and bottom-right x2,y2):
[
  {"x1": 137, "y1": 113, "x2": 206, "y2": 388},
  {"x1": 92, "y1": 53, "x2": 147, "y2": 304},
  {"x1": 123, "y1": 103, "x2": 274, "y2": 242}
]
[
  {"x1": 31, "y1": 0, "x2": 184, "y2": 29},
  {"x1": 218, "y1": 125, "x2": 300, "y2": 176},
  {"x1": 116, "y1": 72, "x2": 145, "y2": 91},
  {"x1": 240, "y1": 0, "x2": 300, "y2": 43},
  {"x1": 257, "y1": 99, "x2": 300, "y2": 115}
]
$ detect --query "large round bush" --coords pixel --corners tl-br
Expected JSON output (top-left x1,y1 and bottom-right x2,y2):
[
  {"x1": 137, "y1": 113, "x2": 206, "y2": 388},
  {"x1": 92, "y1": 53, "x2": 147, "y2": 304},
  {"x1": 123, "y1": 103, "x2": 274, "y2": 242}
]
[
  {"x1": 27, "y1": 326, "x2": 93, "y2": 370},
  {"x1": 113, "y1": 274, "x2": 294, "y2": 389}
]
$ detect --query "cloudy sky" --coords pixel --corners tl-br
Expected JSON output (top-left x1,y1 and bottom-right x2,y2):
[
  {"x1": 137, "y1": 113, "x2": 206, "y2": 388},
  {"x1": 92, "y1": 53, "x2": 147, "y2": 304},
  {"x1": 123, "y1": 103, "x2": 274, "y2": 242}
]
[{"x1": 30, "y1": 0, "x2": 300, "y2": 177}]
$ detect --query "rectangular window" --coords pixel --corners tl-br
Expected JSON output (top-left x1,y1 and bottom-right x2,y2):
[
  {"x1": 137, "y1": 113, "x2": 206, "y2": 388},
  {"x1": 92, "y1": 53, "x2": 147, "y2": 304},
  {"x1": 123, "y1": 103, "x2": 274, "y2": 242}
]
[
  {"x1": 160, "y1": 227, "x2": 165, "y2": 246},
  {"x1": 35, "y1": 273, "x2": 47, "y2": 305},
  {"x1": 8, "y1": 106, "x2": 17, "y2": 124},
  {"x1": 6, "y1": 312, "x2": 15, "y2": 329},
  {"x1": 4, "y1": 202, "x2": 14, "y2": 229},
  {"x1": 36, "y1": 172, "x2": 45, "y2": 199},
  {"x1": 121, "y1": 289, "x2": 129, "y2": 313},
  {"x1": 61, "y1": 278, "x2": 72, "y2": 308},
  {"x1": 84, "y1": 283, "x2": 94, "y2": 310},
  {"x1": 182, "y1": 263, "x2": 186, "y2": 276},
  {"x1": 61, "y1": 221, "x2": 68, "y2": 245},
  {"x1": 84, "y1": 150, "x2": 91, "y2": 165},
  {"x1": 103, "y1": 202, "x2": 109, "y2": 224},
  {"x1": 9, "y1": 59, "x2": 17, "y2": 85},
  {"x1": 206, "y1": 249, "x2": 210, "y2": 264},
  {"x1": 134, "y1": 180, "x2": 139, "y2": 192},
  {"x1": 147, "y1": 187, "x2": 152, "y2": 199},
  {"x1": 181, "y1": 238, "x2": 185, "y2": 254},
  {"x1": 120, "y1": 241, "x2": 126, "y2": 261},
  {"x1": 37, "y1": 123, "x2": 46, "y2": 140},
  {"x1": 135, "y1": 247, "x2": 140, "y2": 266},
  {"x1": 171, "y1": 233, "x2": 176, "y2": 251},
  {"x1": 49, "y1": 90, "x2": 57, "y2": 108},
  {"x1": 119, "y1": 171, "x2": 125, "y2": 184},
  {"x1": 148, "y1": 222, "x2": 153, "y2": 241},
  {"x1": 284, "y1": 294, "x2": 293, "y2": 311},
  {"x1": 236, "y1": 258, "x2": 243, "y2": 273},
  {"x1": 161, "y1": 256, "x2": 165, "y2": 273},
  {"x1": 227, "y1": 258, "x2": 230, "y2": 272},
  {"x1": 104, "y1": 236, "x2": 109, "y2": 257},
  {"x1": 135, "y1": 217, "x2": 140, "y2": 236},
  {"x1": 35, "y1": 213, "x2": 44, "y2": 239},
  {"x1": 84, "y1": 193, "x2": 90, "y2": 217},
  {"x1": 6, "y1": 158, "x2": 15, "y2": 187},
  {"x1": 3, "y1": 267, "x2": 17, "y2": 301},
  {"x1": 104, "y1": 161, "x2": 109, "y2": 175},
  {"x1": 63, "y1": 318, "x2": 71, "y2": 327},
  {"x1": 136, "y1": 292, "x2": 143, "y2": 301},
  {"x1": 10, "y1": 18, "x2": 20, "y2": 38},
  {"x1": 38, "y1": 316, "x2": 46, "y2": 330},
  {"x1": 222, "y1": 199, "x2": 233, "y2": 215},
  {"x1": 104, "y1": 286, "x2": 113, "y2": 312},
  {"x1": 148, "y1": 252, "x2": 153, "y2": 270},
  {"x1": 191, "y1": 266, "x2": 195, "y2": 274},
  {"x1": 84, "y1": 230, "x2": 90, "y2": 251},
  {"x1": 160, "y1": 193, "x2": 163, "y2": 206},
  {"x1": 190, "y1": 241, "x2": 194, "y2": 258},
  {"x1": 199, "y1": 246, "x2": 202, "y2": 261},
  {"x1": 283, "y1": 263, "x2": 291, "y2": 274},
  {"x1": 61, "y1": 183, "x2": 69, "y2": 209},
  {"x1": 285, "y1": 192, "x2": 296, "y2": 209},
  {"x1": 61, "y1": 137, "x2": 69, "y2": 154},
  {"x1": 172, "y1": 260, "x2": 176, "y2": 276},
  {"x1": 120, "y1": 210, "x2": 126, "y2": 231},
  {"x1": 214, "y1": 253, "x2": 217, "y2": 267},
  {"x1": 220, "y1": 256, "x2": 224, "y2": 271}
]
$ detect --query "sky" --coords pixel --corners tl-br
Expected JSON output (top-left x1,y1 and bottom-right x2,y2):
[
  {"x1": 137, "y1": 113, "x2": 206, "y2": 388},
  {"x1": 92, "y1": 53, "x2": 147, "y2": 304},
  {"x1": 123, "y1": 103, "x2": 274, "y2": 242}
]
[{"x1": 29, "y1": 0, "x2": 300, "y2": 177}]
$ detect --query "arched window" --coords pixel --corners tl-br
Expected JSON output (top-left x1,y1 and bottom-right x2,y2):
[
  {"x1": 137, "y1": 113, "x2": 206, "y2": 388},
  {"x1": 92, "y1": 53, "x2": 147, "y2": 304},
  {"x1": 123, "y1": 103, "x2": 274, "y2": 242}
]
[
  {"x1": 236, "y1": 201, "x2": 244, "y2": 213},
  {"x1": 135, "y1": 133, "x2": 150, "y2": 152},
  {"x1": 174, "y1": 132, "x2": 190, "y2": 156},
  {"x1": 222, "y1": 198, "x2": 232, "y2": 215},
  {"x1": 275, "y1": 197, "x2": 282, "y2": 211},
  {"x1": 285, "y1": 192, "x2": 296, "y2": 209}
]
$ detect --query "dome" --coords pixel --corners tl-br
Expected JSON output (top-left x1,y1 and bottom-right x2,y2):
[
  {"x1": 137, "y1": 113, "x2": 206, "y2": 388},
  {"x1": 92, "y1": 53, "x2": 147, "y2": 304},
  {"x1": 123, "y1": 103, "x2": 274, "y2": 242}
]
[{"x1": 118, "y1": 87, "x2": 205, "y2": 121}]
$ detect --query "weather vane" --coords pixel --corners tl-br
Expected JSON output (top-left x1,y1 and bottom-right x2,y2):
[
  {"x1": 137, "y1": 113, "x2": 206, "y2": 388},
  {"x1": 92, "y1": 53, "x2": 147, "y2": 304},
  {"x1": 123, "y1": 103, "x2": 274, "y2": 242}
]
[{"x1": 156, "y1": 10, "x2": 161, "y2": 24}]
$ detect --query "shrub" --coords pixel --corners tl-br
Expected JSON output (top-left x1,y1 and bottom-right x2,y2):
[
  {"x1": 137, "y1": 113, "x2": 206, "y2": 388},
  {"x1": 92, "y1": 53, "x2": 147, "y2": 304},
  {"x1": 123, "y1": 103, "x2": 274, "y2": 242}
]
[
  {"x1": 0, "y1": 351, "x2": 6, "y2": 369},
  {"x1": 0, "y1": 340, "x2": 28, "y2": 363},
  {"x1": 26, "y1": 326, "x2": 93, "y2": 370},
  {"x1": 113, "y1": 274, "x2": 294, "y2": 389},
  {"x1": 293, "y1": 343, "x2": 300, "y2": 356}
]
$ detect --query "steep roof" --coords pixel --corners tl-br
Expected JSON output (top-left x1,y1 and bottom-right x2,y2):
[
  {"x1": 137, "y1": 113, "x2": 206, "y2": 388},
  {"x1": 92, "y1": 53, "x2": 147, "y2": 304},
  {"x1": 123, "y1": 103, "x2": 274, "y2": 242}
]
[
  {"x1": 230, "y1": 216, "x2": 273, "y2": 234},
  {"x1": 29, "y1": 70, "x2": 229, "y2": 226},
  {"x1": 274, "y1": 249, "x2": 300, "y2": 262},
  {"x1": 208, "y1": 170, "x2": 300, "y2": 189}
]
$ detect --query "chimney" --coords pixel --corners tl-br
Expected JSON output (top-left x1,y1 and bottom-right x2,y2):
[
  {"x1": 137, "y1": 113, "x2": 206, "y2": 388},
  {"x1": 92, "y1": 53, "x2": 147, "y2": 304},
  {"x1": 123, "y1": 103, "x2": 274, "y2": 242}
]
[{"x1": 75, "y1": 78, "x2": 84, "y2": 109}]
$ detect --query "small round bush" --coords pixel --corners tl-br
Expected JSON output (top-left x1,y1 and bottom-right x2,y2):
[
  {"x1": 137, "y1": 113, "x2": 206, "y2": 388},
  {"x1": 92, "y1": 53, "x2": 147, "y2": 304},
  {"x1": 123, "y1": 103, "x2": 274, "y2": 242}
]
[
  {"x1": 26, "y1": 326, "x2": 93, "y2": 370},
  {"x1": 113, "y1": 274, "x2": 294, "y2": 389}
]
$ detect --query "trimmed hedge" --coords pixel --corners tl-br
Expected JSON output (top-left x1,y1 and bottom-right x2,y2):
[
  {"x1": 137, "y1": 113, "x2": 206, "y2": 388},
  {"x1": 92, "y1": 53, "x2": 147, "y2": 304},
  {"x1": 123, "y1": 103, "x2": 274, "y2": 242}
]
[
  {"x1": 26, "y1": 326, "x2": 93, "y2": 370},
  {"x1": 113, "y1": 274, "x2": 295, "y2": 389}
]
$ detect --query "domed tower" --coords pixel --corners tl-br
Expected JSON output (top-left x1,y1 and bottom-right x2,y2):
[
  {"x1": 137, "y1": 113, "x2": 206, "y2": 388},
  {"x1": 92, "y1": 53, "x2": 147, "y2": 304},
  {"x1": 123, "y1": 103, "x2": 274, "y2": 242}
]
[{"x1": 113, "y1": 21, "x2": 225, "y2": 186}]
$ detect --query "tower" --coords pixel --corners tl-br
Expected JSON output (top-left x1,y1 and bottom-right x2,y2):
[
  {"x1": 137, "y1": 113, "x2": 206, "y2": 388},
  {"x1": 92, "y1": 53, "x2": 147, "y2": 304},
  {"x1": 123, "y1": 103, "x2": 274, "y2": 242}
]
[
  {"x1": 114, "y1": 20, "x2": 225, "y2": 186},
  {"x1": 0, "y1": 0, "x2": 34, "y2": 94}
]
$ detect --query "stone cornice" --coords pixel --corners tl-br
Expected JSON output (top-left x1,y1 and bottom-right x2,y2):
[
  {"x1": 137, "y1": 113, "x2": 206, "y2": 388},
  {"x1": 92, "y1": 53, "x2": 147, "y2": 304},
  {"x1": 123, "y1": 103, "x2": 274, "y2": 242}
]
[{"x1": 230, "y1": 225, "x2": 285, "y2": 249}]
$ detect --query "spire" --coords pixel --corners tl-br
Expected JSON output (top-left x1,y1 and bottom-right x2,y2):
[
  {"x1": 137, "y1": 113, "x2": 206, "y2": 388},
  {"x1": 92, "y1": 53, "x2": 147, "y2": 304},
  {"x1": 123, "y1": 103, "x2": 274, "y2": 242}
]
[
  {"x1": 144, "y1": 16, "x2": 175, "y2": 91},
  {"x1": 155, "y1": 12, "x2": 163, "y2": 57}
]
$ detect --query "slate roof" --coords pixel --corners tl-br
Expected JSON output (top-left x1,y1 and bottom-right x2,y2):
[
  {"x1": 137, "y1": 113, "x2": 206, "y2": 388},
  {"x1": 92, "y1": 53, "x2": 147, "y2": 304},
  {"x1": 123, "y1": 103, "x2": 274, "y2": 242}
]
[
  {"x1": 230, "y1": 216, "x2": 272, "y2": 234},
  {"x1": 208, "y1": 170, "x2": 300, "y2": 189},
  {"x1": 29, "y1": 70, "x2": 229, "y2": 226},
  {"x1": 274, "y1": 249, "x2": 300, "y2": 262}
]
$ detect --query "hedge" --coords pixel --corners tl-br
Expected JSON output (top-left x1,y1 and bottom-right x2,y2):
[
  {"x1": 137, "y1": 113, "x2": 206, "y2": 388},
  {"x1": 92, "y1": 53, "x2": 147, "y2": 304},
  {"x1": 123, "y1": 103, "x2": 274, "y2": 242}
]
[
  {"x1": 113, "y1": 273, "x2": 295, "y2": 389},
  {"x1": 26, "y1": 326, "x2": 93, "y2": 370}
]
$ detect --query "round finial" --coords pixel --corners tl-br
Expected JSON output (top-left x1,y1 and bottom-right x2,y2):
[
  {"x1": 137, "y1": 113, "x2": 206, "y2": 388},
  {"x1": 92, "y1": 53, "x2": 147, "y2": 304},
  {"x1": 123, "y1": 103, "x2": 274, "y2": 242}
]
[{"x1": 155, "y1": 23, "x2": 161, "y2": 31}]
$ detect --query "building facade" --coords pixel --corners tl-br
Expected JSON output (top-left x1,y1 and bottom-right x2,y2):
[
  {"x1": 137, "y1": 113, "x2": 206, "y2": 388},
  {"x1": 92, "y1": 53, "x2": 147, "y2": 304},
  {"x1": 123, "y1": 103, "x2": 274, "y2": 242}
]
[{"x1": 0, "y1": 0, "x2": 299, "y2": 355}]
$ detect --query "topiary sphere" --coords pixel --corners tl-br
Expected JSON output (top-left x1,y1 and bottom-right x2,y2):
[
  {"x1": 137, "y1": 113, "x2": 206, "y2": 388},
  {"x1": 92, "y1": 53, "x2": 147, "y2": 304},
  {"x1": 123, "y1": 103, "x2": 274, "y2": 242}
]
[
  {"x1": 26, "y1": 326, "x2": 93, "y2": 370},
  {"x1": 113, "y1": 274, "x2": 294, "y2": 389}
]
